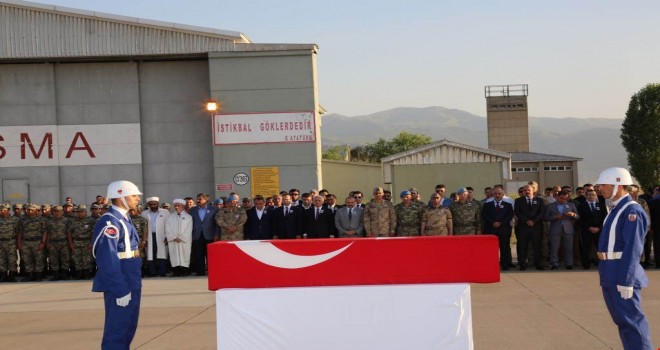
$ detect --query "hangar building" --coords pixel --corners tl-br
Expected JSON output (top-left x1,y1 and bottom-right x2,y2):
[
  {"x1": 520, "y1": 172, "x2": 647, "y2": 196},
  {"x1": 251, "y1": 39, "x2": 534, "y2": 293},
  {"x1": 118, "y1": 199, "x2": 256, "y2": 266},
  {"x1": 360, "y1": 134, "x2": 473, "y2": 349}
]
[{"x1": 0, "y1": 0, "x2": 322, "y2": 205}]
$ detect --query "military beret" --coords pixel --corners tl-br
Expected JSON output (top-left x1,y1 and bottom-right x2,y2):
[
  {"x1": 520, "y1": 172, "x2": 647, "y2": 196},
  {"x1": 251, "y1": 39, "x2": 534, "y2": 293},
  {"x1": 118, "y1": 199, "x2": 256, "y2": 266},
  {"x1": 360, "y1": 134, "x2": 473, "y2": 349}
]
[
  {"x1": 456, "y1": 187, "x2": 468, "y2": 194},
  {"x1": 41, "y1": 204, "x2": 52, "y2": 210},
  {"x1": 90, "y1": 204, "x2": 102, "y2": 209},
  {"x1": 400, "y1": 190, "x2": 411, "y2": 198},
  {"x1": 12, "y1": 203, "x2": 23, "y2": 209},
  {"x1": 373, "y1": 187, "x2": 384, "y2": 194},
  {"x1": 51, "y1": 205, "x2": 64, "y2": 211},
  {"x1": 74, "y1": 205, "x2": 86, "y2": 212},
  {"x1": 227, "y1": 195, "x2": 239, "y2": 202},
  {"x1": 408, "y1": 187, "x2": 418, "y2": 193},
  {"x1": 63, "y1": 203, "x2": 74, "y2": 207},
  {"x1": 0, "y1": 203, "x2": 10, "y2": 210},
  {"x1": 213, "y1": 198, "x2": 223, "y2": 204}
]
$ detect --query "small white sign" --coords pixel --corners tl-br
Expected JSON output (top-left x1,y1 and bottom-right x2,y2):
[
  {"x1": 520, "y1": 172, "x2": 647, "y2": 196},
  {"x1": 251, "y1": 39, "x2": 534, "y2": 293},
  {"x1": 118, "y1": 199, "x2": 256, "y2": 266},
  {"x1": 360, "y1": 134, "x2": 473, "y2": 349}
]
[
  {"x1": 233, "y1": 173, "x2": 249, "y2": 186},
  {"x1": 213, "y1": 111, "x2": 316, "y2": 145}
]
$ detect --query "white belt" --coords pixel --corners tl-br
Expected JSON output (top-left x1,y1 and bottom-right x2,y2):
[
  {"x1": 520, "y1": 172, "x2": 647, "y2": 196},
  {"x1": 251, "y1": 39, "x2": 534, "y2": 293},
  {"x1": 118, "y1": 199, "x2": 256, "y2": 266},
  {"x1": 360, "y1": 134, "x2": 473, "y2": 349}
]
[
  {"x1": 118, "y1": 250, "x2": 140, "y2": 259},
  {"x1": 597, "y1": 251, "x2": 622, "y2": 260}
]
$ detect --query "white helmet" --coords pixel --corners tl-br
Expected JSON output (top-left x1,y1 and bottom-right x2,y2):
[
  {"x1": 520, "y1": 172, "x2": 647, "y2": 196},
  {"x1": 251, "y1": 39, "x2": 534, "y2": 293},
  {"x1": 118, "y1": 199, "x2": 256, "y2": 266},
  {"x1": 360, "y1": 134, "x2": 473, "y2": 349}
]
[
  {"x1": 595, "y1": 167, "x2": 633, "y2": 186},
  {"x1": 107, "y1": 180, "x2": 142, "y2": 199}
]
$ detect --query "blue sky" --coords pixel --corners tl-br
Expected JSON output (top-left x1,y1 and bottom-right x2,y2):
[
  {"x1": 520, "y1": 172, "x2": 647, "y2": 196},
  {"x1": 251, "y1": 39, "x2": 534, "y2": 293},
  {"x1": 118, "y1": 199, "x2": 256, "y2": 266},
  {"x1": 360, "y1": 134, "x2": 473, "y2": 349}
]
[{"x1": 39, "y1": 0, "x2": 660, "y2": 119}]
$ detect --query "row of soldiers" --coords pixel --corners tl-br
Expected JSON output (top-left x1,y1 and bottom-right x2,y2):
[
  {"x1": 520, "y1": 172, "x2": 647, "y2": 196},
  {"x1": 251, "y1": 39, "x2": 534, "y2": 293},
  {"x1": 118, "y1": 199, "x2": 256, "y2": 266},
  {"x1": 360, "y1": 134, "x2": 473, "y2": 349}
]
[{"x1": 0, "y1": 203, "x2": 106, "y2": 282}]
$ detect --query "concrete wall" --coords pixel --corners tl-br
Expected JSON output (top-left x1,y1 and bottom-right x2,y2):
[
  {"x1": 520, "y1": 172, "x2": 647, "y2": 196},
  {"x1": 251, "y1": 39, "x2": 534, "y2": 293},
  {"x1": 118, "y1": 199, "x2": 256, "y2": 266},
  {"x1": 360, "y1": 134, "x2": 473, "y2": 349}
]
[
  {"x1": 321, "y1": 160, "x2": 384, "y2": 201},
  {"x1": 209, "y1": 48, "x2": 320, "y2": 200},
  {"x1": 391, "y1": 163, "x2": 503, "y2": 204}
]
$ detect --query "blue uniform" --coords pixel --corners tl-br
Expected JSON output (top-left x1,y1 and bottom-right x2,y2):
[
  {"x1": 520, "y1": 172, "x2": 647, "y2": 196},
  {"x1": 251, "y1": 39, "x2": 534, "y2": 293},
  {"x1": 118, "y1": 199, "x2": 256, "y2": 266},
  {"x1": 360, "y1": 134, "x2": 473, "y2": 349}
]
[
  {"x1": 92, "y1": 206, "x2": 142, "y2": 350},
  {"x1": 598, "y1": 195, "x2": 653, "y2": 350}
]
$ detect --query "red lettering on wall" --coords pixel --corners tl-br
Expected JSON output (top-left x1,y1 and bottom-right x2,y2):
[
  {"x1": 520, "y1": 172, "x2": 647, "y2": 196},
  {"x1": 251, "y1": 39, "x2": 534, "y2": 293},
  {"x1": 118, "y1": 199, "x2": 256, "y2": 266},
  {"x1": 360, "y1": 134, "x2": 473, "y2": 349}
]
[
  {"x1": 65, "y1": 132, "x2": 96, "y2": 158},
  {"x1": 0, "y1": 135, "x2": 5, "y2": 159},
  {"x1": 20, "y1": 132, "x2": 53, "y2": 159}
]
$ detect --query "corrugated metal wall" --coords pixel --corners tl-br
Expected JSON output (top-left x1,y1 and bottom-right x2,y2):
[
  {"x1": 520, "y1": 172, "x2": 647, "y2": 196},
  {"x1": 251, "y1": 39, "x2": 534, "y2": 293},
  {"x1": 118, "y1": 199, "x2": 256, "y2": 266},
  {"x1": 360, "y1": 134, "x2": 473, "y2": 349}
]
[
  {"x1": 391, "y1": 144, "x2": 508, "y2": 165},
  {"x1": 0, "y1": 4, "x2": 236, "y2": 58}
]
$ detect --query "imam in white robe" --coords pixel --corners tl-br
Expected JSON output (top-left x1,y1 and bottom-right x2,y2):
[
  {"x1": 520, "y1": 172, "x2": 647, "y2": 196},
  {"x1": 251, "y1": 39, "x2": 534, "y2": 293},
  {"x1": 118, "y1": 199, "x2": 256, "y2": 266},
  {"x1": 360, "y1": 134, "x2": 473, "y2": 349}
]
[
  {"x1": 165, "y1": 211, "x2": 193, "y2": 268},
  {"x1": 141, "y1": 208, "x2": 170, "y2": 260}
]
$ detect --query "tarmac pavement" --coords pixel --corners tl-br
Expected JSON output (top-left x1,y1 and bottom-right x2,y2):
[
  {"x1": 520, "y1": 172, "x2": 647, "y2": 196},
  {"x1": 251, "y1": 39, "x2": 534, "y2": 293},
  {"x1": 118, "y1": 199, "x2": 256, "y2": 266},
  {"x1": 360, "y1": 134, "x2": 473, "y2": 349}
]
[{"x1": 0, "y1": 269, "x2": 658, "y2": 349}]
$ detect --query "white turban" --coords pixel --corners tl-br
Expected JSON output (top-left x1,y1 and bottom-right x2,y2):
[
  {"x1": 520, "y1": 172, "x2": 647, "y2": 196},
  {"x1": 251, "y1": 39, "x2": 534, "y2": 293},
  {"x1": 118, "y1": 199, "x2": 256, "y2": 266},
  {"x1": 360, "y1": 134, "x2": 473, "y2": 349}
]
[
  {"x1": 172, "y1": 198, "x2": 185, "y2": 205},
  {"x1": 146, "y1": 196, "x2": 160, "y2": 203}
]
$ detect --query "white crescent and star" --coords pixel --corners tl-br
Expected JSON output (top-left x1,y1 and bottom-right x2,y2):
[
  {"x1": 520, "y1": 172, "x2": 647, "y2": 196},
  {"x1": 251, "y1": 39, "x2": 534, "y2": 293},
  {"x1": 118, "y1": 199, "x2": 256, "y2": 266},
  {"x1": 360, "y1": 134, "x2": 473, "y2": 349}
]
[{"x1": 230, "y1": 241, "x2": 353, "y2": 269}]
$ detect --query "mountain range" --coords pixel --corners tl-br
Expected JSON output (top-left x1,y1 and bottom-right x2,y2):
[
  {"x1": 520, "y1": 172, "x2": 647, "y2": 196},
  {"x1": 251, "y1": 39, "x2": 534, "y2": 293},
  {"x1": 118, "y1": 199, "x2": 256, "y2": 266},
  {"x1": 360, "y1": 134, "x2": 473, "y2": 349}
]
[{"x1": 320, "y1": 106, "x2": 627, "y2": 184}]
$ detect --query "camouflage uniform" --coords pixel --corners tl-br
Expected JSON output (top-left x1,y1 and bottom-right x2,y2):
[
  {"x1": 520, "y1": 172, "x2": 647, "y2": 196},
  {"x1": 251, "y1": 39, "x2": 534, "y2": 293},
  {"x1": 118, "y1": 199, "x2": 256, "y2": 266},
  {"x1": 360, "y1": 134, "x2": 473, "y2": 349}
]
[
  {"x1": 0, "y1": 205, "x2": 19, "y2": 276},
  {"x1": 421, "y1": 206, "x2": 452, "y2": 236},
  {"x1": 394, "y1": 203, "x2": 422, "y2": 236},
  {"x1": 45, "y1": 214, "x2": 72, "y2": 272},
  {"x1": 131, "y1": 213, "x2": 149, "y2": 271},
  {"x1": 449, "y1": 200, "x2": 481, "y2": 235},
  {"x1": 216, "y1": 207, "x2": 247, "y2": 241},
  {"x1": 363, "y1": 200, "x2": 396, "y2": 237},
  {"x1": 19, "y1": 211, "x2": 46, "y2": 273},
  {"x1": 69, "y1": 215, "x2": 95, "y2": 274}
]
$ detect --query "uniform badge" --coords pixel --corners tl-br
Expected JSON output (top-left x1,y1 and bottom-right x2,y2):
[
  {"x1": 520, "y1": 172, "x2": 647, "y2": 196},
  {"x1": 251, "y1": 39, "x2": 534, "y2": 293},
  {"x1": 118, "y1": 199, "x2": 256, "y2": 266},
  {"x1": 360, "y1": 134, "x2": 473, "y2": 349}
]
[
  {"x1": 102, "y1": 225, "x2": 119, "y2": 239},
  {"x1": 628, "y1": 214, "x2": 637, "y2": 221}
]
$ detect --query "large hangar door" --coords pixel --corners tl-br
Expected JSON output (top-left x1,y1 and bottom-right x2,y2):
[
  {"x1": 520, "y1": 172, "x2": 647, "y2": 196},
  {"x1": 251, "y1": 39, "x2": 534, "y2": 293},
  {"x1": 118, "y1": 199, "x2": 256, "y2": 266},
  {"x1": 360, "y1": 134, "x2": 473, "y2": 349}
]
[{"x1": 2, "y1": 179, "x2": 29, "y2": 205}]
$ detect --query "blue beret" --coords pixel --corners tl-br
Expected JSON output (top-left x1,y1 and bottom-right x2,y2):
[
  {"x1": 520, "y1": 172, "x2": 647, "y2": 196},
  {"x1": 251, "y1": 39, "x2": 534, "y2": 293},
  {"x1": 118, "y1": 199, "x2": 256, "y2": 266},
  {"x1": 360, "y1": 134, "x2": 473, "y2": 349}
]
[{"x1": 400, "y1": 190, "x2": 411, "y2": 197}]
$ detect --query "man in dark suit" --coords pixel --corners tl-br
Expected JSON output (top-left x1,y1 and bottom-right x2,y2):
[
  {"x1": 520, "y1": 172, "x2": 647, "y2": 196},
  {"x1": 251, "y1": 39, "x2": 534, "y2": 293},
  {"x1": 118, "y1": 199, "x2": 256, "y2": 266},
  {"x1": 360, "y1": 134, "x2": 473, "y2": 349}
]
[
  {"x1": 352, "y1": 191, "x2": 365, "y2": 209},
  {"x1": 334, "y1": 196, "x2": 364, "y2": 238},
  {"x1": 272, "y1": 194, "x2": 301, "y2": 239},
  {"x1": 482, "y1": 187, "x2": 514, "y2": 271},
  {"x1": 190, "y1": 193, "x2": 219, "y2": 276},
  {"x1": 577, "y1": 189, "x2": 606, "y2": 269},
  {"x1": 245, "y1": 195, "x2": 273, "y2": 240},
  {"x1": 544, "y1": 190, "x2": 580, "y2": 270},
  {"x1": 302, "y1": 195, "x2": 336, "y2": 238},
  {"x1": 514, "y1": 184, "x2": 546, "y2": 270}
]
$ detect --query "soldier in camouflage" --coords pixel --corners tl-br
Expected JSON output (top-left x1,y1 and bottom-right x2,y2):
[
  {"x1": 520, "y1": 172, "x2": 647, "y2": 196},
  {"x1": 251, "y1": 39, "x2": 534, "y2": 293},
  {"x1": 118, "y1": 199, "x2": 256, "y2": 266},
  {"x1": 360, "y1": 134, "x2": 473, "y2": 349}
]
[
  {"x1": 12, "y1": 203, "x2": 24, "y2": 218},
  {"x1": 68, "y1": 205, "x2": 95, "y2": 279},
  {"x1": 41, "y1": 204, "x2": 52, "y2": 219},
  {"x1": 46, "y1": 205, "x2": 72, "y2": 281},
  {"x1": 0, "y1": 203, "x2": 19, "y2": 282},
  {"x1": 449, "y1": 188, "x2": 481, "y2": 235},
  {"x1": 216, "y1": 194, "x2": 247, "y2": 241},
  {"x1": 129, "y1": 205, "x2": 149, "y2": 277},
  {"x1": 363, "y1": 187, "x2": 397, "y2": 237},
  {"x1": 18, "y1": 204, "x2": 46, "y2": 281},
  {"x1": 422, "y1": 193, "x2": 453, "y2": 236},
  {"x1": 394, "y1": 190, "x2": 422, "y2": 236}
]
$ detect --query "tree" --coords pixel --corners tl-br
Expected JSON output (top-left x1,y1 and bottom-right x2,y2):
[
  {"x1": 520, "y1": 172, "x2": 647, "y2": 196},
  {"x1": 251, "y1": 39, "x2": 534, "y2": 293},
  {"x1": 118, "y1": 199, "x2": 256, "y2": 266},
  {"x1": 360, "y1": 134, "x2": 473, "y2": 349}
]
[
  {"x1": 621, "y1": 83, "x2": 660, "y2": 189},
  {"x1": 350, "y1": 132, "x2": 432, "y2": 163},
  {"x1": 322, "y1": 145, "x2": 349, "y2": 161}
]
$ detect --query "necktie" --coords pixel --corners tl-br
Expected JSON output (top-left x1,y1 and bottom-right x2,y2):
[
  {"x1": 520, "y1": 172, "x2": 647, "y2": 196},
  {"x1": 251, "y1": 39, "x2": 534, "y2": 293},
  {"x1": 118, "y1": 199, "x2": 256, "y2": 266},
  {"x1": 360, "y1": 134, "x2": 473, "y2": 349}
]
[
  {"x1": 590, "y1": 202, "x2": 596, "y2": 212},
  {"x1": 285, "y1": 207, "x2": 288, "y2": 216},
  {"x1": 315, "y1": 208, "x2": 319, "y2": 220},
  {"x1": 528, "y1": 198, "x2": 532, "y2": 206},
  {"x1": 348, "y1": 208, "x2": 353, "y2": 220},
  {"x1": 495, "y1": 201, "x2": 500, "y2": 211}
]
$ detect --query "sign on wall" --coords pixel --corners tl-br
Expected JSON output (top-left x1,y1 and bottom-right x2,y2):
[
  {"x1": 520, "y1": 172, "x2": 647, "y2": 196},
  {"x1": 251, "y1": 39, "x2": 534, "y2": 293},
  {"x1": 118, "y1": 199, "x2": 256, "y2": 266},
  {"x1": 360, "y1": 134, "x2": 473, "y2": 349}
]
[
  {"x1": 213, "y1": 111, "x2": 315, "y2": 145},
  {"x1": 0, "y1": 124, "x2": 142, "y2": 167},
  {"x1": 251, "y1": 167, "x2": 279, "y2": 197}
]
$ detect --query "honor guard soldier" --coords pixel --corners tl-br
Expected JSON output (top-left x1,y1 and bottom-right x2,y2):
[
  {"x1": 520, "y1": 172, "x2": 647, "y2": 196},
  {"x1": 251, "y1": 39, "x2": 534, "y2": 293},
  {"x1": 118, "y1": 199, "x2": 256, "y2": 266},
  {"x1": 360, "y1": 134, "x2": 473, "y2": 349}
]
[
  {"x1": 92, "y1": 180, "x2": 143, "y2": 350},
  {"x1": 18, "y1": 204, "x2": 46, "y2": 281},
  {"x1": 68, "y1": 205, "x2": 95, "y2": 279},
  {"x1": 0, "y1": 203, "x2": 19, "y2": 282},
  {"x1": 46, "y1": 205, "x2": 72, "y2": 281},
  {"x1": 596, "y1": 167, "x2": 653, "y2": 350}
]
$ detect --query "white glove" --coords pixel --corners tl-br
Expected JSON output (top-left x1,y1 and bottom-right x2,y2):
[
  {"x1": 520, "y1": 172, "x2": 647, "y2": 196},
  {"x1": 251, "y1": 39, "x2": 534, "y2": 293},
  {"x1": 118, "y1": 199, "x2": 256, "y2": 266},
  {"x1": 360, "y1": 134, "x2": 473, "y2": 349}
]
[
  {"x1": 616, "y1": 285, "x2": 633, "y2": 300},
  {"x1": 116, "y1": 292, "x2": 132, "y2": 307}
]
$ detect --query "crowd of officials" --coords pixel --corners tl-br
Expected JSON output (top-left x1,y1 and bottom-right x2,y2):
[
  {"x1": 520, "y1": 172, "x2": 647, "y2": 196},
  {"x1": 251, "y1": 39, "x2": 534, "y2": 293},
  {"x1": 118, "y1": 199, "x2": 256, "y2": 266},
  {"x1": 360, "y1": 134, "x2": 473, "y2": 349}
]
[{"x1": 1, "y1": 181, "x2": 659, "y2": 282}]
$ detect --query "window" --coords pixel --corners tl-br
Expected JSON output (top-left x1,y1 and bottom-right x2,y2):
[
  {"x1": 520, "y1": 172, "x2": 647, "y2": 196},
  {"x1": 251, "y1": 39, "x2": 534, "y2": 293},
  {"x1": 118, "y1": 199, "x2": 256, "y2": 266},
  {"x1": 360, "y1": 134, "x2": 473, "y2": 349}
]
[
  {"x1": 512, "y1": 167, "x2": 538, "y2": 172},
  {"x1": 544, "y1": 166, "x2": 572, "y2": 172}
]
